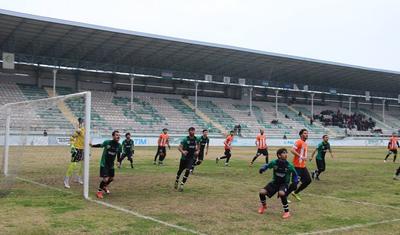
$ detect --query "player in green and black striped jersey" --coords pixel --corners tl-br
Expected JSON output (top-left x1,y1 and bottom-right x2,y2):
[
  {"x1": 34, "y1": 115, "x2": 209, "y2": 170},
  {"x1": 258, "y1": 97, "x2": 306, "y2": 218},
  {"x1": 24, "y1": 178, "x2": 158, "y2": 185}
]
[
  {"x1": 190, "y1": 129, "x2": 209, "y2": 174},
  {"x1": 91, "y1": 130, "x2": 122, "y2": 199},
  {"x1": 175, "y1": 127, "x2": 200, "y2": 192},
  {"x1": 310, "y1": 135, "x2": 334, "y2": 180},
  {"x1": 258, "y1": 148, "x2": 298, "y2": 219},
  {"x1": 118, "y1": 132, "x2": 135, "y2": 168}
]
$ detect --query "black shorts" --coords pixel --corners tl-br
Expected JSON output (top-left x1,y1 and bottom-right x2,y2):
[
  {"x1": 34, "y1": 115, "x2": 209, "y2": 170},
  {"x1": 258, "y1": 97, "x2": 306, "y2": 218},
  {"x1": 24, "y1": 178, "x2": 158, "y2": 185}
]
[
  {"x1": 257, "y1": 149, "x2": 268, "y2": 156},
  {"x1": 120, "y1": 151, "x2": 134, "y2": 160},
  {"x1": 316, "y1": 158, "x2": 326, "y2": 171},
  {"x1": 389, "y1": 150, "x2": 398, "y2": 155},
  {"x1": 157, "y1": 146, "x2": 167, "y2": 156},
  {"x1": 179, "y1": 156, "x2": 195, "y2": 170},
  {"x1": 264, "y1": 182, "x2": 288, "y2": 198},
  {"x1": 198, "y1": 150, "x2": 205, "y2": 161},
  {"x1": 224, "y1": 149, "x2": 231, "y2": 157},
  {"x1": 71, "y1": 149, "x2": 84, "y2": 162},
  {"x1": 100, "y1": 167, "x2": 115, "y2": 178},
  {"x1": 294, "y1": 167, "x2": 311, "y2": 183}
]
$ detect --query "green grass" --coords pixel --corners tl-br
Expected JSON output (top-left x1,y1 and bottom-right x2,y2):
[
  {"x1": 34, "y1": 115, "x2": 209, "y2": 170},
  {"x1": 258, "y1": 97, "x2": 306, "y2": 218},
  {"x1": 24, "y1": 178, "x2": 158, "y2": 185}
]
[{"x1": 0, "y1": 146, "x2": 399, "y2": 234}]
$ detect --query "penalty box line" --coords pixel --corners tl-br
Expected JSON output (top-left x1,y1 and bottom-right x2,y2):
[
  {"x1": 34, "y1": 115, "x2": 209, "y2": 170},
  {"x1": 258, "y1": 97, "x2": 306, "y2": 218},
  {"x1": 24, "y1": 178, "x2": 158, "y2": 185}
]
[
  {"x1": 296, "y1": 218, "x2": 400, "y2": 235},
  {"x1": 16, "y1": 177, "x2": 207, "y2": 235}
]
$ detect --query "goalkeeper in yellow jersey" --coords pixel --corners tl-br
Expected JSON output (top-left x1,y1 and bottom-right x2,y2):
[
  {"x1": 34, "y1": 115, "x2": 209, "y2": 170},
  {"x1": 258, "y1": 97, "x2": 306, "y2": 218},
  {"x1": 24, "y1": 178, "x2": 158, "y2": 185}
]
[{"x1": 64, "y1": 118, "x2": 85, "y2": 189}]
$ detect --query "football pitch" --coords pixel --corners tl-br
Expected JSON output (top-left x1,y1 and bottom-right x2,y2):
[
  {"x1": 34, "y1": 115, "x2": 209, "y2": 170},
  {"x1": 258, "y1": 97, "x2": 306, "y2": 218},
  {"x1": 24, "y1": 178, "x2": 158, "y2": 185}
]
[{"x1": 0, "y1": 146, "x2": 399, "y2": 235}]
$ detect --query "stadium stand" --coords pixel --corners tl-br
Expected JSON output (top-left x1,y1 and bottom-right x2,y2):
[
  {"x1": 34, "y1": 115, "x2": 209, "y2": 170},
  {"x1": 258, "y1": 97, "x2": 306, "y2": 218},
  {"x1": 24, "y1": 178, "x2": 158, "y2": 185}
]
[
  {"x1": 17, "y1": 84, "x2": 74, "y2": 134},
  {"x1": 0, "y1": 77, "x2": 398, "y2": 138}
]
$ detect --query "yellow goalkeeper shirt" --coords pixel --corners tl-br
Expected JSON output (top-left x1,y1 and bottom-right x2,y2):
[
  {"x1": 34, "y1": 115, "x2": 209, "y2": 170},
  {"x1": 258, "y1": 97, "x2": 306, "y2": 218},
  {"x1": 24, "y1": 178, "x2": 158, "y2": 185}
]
[{"x1": 70, "y1": 127, "x2": 85, "y2": 149}]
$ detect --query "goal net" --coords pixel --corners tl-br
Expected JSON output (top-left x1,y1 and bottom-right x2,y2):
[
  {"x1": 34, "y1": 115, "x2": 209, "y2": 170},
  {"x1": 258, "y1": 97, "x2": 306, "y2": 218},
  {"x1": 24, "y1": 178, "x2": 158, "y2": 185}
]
[{"x1": 0, "y1": 91, "x2": 91, "y2": 199}]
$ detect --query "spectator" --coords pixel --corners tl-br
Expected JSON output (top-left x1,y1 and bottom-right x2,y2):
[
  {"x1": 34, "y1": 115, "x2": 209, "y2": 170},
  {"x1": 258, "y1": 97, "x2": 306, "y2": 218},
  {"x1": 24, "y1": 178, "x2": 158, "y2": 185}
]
[
  {"x1": 316, "y1": 109, "x2": 375, "y2": 131},
  {"x1": 233, "y1": 124, "x2": 242, "y2": 136},
  {"x1": 43, "y1": 129, "x2": 48, "y2": 136},
  {"x1": 283, "y1": 134, "x2": 287, "y2": 139}
]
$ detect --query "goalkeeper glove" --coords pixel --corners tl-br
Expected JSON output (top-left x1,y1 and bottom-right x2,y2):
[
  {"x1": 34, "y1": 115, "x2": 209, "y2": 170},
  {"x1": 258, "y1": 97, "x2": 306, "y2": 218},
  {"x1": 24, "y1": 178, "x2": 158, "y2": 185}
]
[{"x1": 70, "y1": 145, "x2": 77, "y2": 154}]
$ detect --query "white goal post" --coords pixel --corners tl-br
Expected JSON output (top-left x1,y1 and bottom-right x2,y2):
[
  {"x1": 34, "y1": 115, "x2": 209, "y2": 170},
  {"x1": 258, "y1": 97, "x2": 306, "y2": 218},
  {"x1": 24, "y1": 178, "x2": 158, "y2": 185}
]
[{"x1": 1, "y1": 91, "x2": 91, "y2": 199}]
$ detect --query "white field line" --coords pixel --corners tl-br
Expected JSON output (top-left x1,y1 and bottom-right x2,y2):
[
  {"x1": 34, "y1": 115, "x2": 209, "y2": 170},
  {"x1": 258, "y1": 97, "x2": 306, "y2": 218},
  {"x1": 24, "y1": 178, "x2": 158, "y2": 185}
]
[
  {"x1": 304, "y1": 192, "x2": 400, "y2": 210},
  {"x1": 296, "y1": 218, "x2": 400, "y2": 235},
  {"x1": 194, "y1": 174, "x2": 400, "y2": 211},
  {"x1": 16, "y1": 177, "x2": 207, "y2": 235},
  {"x1": 16, "y1": 177, "x2": 75, "y2": 195}
]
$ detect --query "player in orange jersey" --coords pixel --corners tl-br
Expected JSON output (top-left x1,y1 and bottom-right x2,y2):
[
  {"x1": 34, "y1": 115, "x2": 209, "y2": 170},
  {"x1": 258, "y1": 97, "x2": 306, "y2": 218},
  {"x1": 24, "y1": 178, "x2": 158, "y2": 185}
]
[
  {"x1": 153, "y1": 128, "x2": 171, "y2": 165},
  {"x1": 216, "y1": 130, "x2": 234, "y2": 166},
  {"x1": 384, "y1": 132, "x2": 399, "y2": 163},
  {"x1": 249, "y1": 129, "x2": 269, "y2": 166},
  {"x1": 288, "y1": 129, "x2": 312, "y2": 201}
]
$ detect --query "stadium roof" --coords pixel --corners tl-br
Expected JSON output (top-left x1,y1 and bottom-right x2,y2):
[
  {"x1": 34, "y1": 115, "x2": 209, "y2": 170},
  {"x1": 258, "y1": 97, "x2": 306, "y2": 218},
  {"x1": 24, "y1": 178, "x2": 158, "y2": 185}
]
[{"x1": 0, "y1": 8, "x2": 399, "y2": 94}]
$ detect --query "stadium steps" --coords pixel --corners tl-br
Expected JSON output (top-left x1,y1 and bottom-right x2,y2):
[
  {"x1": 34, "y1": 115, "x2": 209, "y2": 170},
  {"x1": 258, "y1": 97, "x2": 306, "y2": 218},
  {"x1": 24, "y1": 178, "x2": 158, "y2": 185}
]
[
  {"x1": 182, "y1": 99, "x2": 226, "y2": 133},
  {"x1": 278, "y1": 105, "x2": 328, "y2": 138},
  {"x1": 56, "y1": 87, "x2": 113, "y2": 133},
  {"x1": 164, "y1": 98, "x2": 220, "y2": 134},
  {"x1": 16, "y1": 84, "x2": 74, "y2": 133},
  {"x1": 181, "y1": 98, "x2": 226, "y2": 134},
  {"x1": 44, "y1": 87, "x2": 78, "y2": 128},
  {"x1": 112, "y1": 96, "x2": 165, "y2": 125},
  {"x1": 356, "y1": 108, "x2": 393, "y2": 130},
  {"x1": 290, "y1": 105, "x2": 338, "y2": 137},
  {"x1": 190, "y1": 99, "x2": 249, "y2": 133}
]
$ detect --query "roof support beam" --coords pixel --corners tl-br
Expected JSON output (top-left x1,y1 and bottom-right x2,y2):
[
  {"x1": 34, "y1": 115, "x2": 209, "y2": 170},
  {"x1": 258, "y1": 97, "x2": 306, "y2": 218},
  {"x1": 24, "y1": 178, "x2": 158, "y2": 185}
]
[
  {"x1": 117, "y1": 40, "x2": 156, "y2": 65},
  {"x1": 98, "y1": 38, "x2": 133, "y2": 63},
  {"x1": 20, "y1": 23, "x2": 50, "y2": 52},
  {"x1": 40, "y1": 27, "x2": 77, "y2": 55},
  {"x1": 0, "y1": 20, "x2": 25, "y2": 50},
  {"x1": 79, "y1": 33, "x2": 116, "y2": 60},
  {"x1": 58, "y1": 30, "x2": 95, "y2": 58}
]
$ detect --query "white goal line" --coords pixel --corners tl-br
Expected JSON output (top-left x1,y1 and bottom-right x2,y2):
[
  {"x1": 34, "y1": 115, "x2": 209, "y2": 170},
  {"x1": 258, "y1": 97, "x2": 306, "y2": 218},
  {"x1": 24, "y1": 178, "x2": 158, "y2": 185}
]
[{"x1": 16, "y1": 177, "x2": 207, "y2": 235}]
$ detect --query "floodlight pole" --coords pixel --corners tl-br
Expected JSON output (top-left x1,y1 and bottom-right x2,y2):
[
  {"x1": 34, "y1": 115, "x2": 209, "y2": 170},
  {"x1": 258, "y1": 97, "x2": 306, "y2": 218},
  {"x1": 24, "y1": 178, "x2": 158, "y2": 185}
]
[
  {"x1": 249, "y1": 87, "x2": 253, "y2": 116},
  {"x1": 195, "y1": 82, "x2": 198, "y2": 112},
  {"x1": 382, "y1": 99, "x2": 385, "y2": 123},
  {"x1": 275, "y1": 90, "x2": 279, "y2": 118},
  {"x1": 52, "y1": 69, "x2": 57, "y2": 97},
  {"x1": 348, "y1": 97, "x2": 352, "y2": 116},
  {"x1": 130, "y1": 76, "x2": 135, "y2": 111},
  {"x1": 3, "y1": 107, "x2": 11, "y2": 176},
  {"x1": 310, "y1": 93, "x2": 315, "y2": 120},
  {"x1": 83, "y1": 91, "x2": 91, "y2": 199}
]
